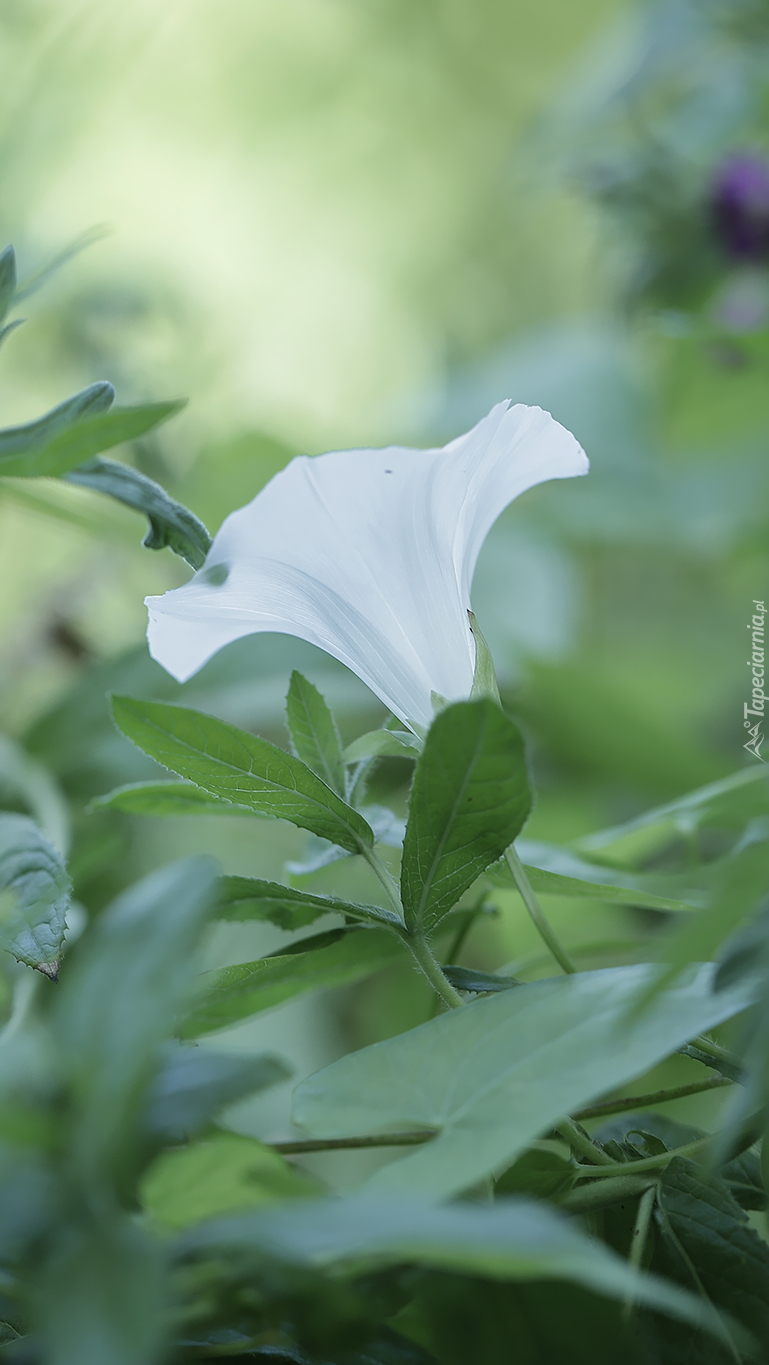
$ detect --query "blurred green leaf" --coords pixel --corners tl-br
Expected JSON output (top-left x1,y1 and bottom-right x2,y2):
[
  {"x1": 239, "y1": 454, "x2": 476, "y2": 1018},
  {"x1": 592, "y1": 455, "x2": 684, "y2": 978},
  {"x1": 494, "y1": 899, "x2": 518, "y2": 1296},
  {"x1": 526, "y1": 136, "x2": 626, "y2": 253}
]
[
  {"x1": 490, "y1": 839, "x2": 711, "y2": 913},
  {"x1": 145, "y1": 1046, "x2": 291, "y2": 1141},
  {"x1": 91, "y1": 780, "x2": 249, "y2": 817},
  {"x1": 401, "y1": 700, "x2": 531, "y2": 934},
  {"x1": 181, "y1": 927, "x2": 405, "y2": 1037},
  {"x1": 293, "y1": 964, "x2": 754, "y2": 1199},
  {"x1": 494, "y1": 1149, "x2": 575, "y2": 1200},
  {"x1": 0, "y1": 245, "x2": 16, "y2": 325},
  {"x1": 0, "y1": 813, "x2": 71, "y2": 973},
  {"x1": 343, "y1": 729, "x2": 422, "y2": 763},
  {"x1": 0, "y1": 397, "x2": 183, "y2": 478},
  {"x1": 215, "y1": 875, "x2": 402, "y2": 930},
  {"x1": 111, "y1": 695, "x2": 375, "y2": 854},
  {"x1": 142, "y1": 1132, "x2": 320, "y2": 1231},
  {"x1": 65, "y1": 456, "x2": 212, "y2": 568},
  {"x1": 0, "y1": 733, "x2": 69, "y2": 854},
  {"x1": 286, "y1": 671, "x2": 345, "y2": 796},
  {"x1": 56, "y1": 856, "x2": 219, "y2": 1186},
  {"x1": 178, "y1": 1192, "x2": 725, "y2": 1336}
]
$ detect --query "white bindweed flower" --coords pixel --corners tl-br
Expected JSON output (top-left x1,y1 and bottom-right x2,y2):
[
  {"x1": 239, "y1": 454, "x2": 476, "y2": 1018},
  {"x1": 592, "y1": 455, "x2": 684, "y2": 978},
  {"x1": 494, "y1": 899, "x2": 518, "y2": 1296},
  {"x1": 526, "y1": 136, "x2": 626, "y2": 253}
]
[{"x1": 146, "y1": 401, "x2": 588, "y2": 733}]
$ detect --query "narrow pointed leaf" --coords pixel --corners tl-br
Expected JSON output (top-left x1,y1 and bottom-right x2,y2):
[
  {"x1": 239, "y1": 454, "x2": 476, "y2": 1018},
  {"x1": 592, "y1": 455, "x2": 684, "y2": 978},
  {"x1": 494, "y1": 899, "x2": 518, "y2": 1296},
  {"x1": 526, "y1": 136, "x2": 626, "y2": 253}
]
[
  {"x1": 401, "y1": 699, "x2": 531, "y2": 933},
  {"x1": 0, "y1": 381, "x2": 114, "y2": 460},
  {"x1": 0, "y1": 813, "x2": 71, "y2": 972},
  {"x1": 215, "y1": 875, "x2": 402, "y2": 930},
  {"x1": 0, "y1": 397, "x2": 183, "y2": 478},
  {"x1": 111, "y1": 696, "x2": 374, "y2": 853},
  {"x1": 293, "y1": 963, "x2": 755, "y2": 1198},
  {"x1": 0, "y1": 245, "x2": 16, "y2": 324},
  {"x1": 180, "y1": 927, "x2": 405, "y2": 1037},
  {"x1": 286, "y1": 671, "x2": 345, "y2": 795},
  {"x1": 65, "y1": 456, "x2": 211, "y2": 568},
  {"x1": 91, "y1": 781, "x2": 250, "y2": 818},
  {"x1": 343, "y1": 729, "x2": 422, "y2": 763},
  {"x1": 488, "y1": 839, "x2": 712, "y2": 913}
]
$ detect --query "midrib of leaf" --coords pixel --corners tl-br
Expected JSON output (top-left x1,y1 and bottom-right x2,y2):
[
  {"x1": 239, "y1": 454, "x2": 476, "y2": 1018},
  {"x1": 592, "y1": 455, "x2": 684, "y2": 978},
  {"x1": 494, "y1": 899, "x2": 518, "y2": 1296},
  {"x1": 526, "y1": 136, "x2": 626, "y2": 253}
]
[
  {"x1": 413, "y1": 715, "x2": 490, "y2": 927},
  {"x1": 299, "y1": 704, "x2": 338, "y2": 792},
  {"x1": 134, "y1": 709, "x2": 368, "y2": 851}
]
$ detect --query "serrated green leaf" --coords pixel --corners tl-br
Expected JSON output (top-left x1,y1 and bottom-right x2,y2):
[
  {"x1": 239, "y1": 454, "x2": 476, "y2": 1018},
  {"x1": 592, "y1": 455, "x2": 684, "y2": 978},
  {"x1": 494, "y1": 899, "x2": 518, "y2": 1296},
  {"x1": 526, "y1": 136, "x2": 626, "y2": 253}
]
[
  {"x1": 401, "y1": 700, "x2": 531, "y2": 933},
  {"x1": 215, "y1": 875, "x2": 402, "y2": 930},
  {"x1": 178, "y1": 1192, "x2": 727, "y2": 1338},
  {"x1": 0, "y1": 245, "x2": 15, "y2": 324},
  {"x1": 0, "y1": 813, "x2": 71, "y2": 972},
  {"x1": 90, "y1": 780, "x2": 249, "y2": 817},
  {"x1": 142, "y1": 1132, "x2": 319, "y2": 1231},
  {"x1": 65, "y1": 456, "x2": 212, "y2": 568},
  {"x1": 343, "y1": 729, "x2": 422, "y2": 764},
  {"x1": 286, "y1": 671, "x2": 345, "y2": 795},
  {"x1": 111, "y1": 696, "x2": 375, "y2": 854},
  {"x1": 293, "y1": 963, "x2": 754, "y2": 1199},
  {"x1": 0, "y1": 397, "x2": 183, "y2": 478},
  {"x1": 181, "y1": 927, "x2": 405, "y2": 1037}
]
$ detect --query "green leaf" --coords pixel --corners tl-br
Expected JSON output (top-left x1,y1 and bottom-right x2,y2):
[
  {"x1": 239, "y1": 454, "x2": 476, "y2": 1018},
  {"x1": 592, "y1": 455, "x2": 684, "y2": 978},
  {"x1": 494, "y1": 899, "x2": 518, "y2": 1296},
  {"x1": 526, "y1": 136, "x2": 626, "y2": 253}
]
[
  {"x1": 647, "y1": 1156, "x2": 769, "y2": 1361},
  {"x1": 0, "y1": 245, "x2": 16, "y2": 325},
  {"x1": 0, "y1": 397, "x2": 184, "y2": 478},
  {"x1": 293, "y1": 963, "x2": 754, "y2": 1199},
  {"x1": 0, "y1": 732, "x2": 69, "y2": 853},
  {"x1": 343, "y1": 729, "x2": 423, "y2": 764},
  {"x1": 56, "y1": 856, "x2": 219, "y2": 1184},
  {"x1": 0, "y1": 813, "x2": 71, "y2": 973},
  {"x1": 286, "y1": 671, "x2": 345, "y2": 796},
  {"x1": 489, "y1": 839, "x2": 711, "y2": 913},
  {"x1": 401, "y1": 700, "x2": 531, "y2": 933},
  {"x1": 0, "y1": 381, "x2": 114, "y2": 460},
  {"x1": 145, "y1": 1046, "x2": 291, "y2": 1140},
  {"x1": 111, "y1": 695, "x2": 374, "y2": 854},
  {"x1": 178, "y1": 1192, "x2": 727, "y2": 1337},
  {"x1": 180, "y1": 927, "x2": 405, "y2": 1037},
  {"x1": 442, "y1": 965, "x2": 520, "y2": 994},
  {"x1": 142, "y1": 1132, "x2": 319, "y2": 1231},
  {"x1": 215, "y1": 875, "x2": 403, "y2": 930},
  {"x1": 90, "y1": 780, "x2": 250, "y2": 817},
  {"x1": 494, "y1": 1149, "x2": 575, "y2": 1200},
  {"x1": 64, "y1": 457, "x2": 212, "y2": 568}
]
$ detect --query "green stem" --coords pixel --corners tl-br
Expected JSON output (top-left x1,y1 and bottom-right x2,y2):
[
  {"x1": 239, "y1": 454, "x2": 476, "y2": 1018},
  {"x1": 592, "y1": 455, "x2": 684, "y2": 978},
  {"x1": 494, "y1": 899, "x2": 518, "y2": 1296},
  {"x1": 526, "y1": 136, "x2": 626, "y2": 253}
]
[
  {"x1": 408, "y1": 931, "x2": 465, "y2": 1009},
  {"x1": 504, "y1": 846, "x2": 576, "y2": 975},
  {"x1": 573, "y1": 1134, "x2": 711, "y2": 1180},
  {"x1": 362, "y1": 846, "x2": 404, "y2": 920},
  {"x1": 573, "y1": 1075, "x2": 733, "y2": 1122},
  {"x1": 561, "y1": 1175, "x2": 657, "y2": 1214},
  {"x1": 623, "y1": 1185, "x2": 657, "y2": 1321},
  {"x1": 270, "y1": 1130, "x2": 436, "y2": 1155},
  {"x1": 689, "y1": 1034, "x2": 742, "y2": 1072},
  {"x1": 557, "y1": 1117, "x2": 615, "y2": 1167}
]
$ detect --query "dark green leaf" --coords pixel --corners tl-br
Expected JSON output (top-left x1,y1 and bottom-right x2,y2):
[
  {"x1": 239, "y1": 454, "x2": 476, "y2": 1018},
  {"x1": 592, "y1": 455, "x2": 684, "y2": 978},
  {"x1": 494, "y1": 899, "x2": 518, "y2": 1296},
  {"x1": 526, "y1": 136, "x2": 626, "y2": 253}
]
[
  {"x1": 0, "y1": 397, "x2": 183, "y2": 478},
  {"x1": 111, "y1": 695, "x2": 374, "y2": 854},
  {"x1": 401, "y1": 700, "x2": 531, "y2": 934},
  {"x1": 145, "y1": 1045, "x2": 291, "y2": 1140},
  {"x1": 56, "y1": 856, "x2": 219, "y2": 1184},
  {"x1": 215, "y1": 876, "x2": 403, "y2": 930},
  {"x1": 0, "y1": 381, "x2": 114, "y2": 460},
  {"x1": 494, "y1": 1150, "x2": 575, "y2": 1200},
  {"x1": 0, "y1": 813, "x2": 71, "y2": 972},
  {"x1": 91, "y1": 780, "x2": 249, "y2": 817},
  {"x1": 64, "y1": 456, "x2": 212, "y2": 568},
  {"x1": 0, "y1": 245, "x2": 15, "y2": 324},
  {"x1": 181, "y1": 927, "x2": 405, "y2": 1037},
  {"x1": 442, "y1": 965, "x2": 519, "y2": 994},
  {"x1": 286, "y1": 671, "x2": 345, "y2": 796}
]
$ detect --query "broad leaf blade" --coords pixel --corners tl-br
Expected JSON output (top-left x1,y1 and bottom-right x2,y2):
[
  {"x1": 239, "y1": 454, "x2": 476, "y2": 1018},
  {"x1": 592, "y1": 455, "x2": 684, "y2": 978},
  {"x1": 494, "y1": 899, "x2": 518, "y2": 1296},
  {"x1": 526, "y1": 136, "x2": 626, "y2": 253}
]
[
  {"x1": 145, "y1": 1047, "x2": 290, "y2": 1140},
  {"x1": 401, "y1": 700, "x2": 531, "y2": 933},
  {"x1": 0, "y1": 813, "x2": 71, "y2": 973},
  {"x1": 65, "y1": 457, "x2": 212, "y2": 568},
  {"x1": 0, "y1": 399, "x2": 183, "y2": 478},
  {"x1": 111, "y1": 695, "x2": 374, "y2": 853},
  {"x1": 286, "y1": 671, "x2": 345, "y2": 795},
  {"x1": 181, "y1": 927, "x2": 404, "y2": 1037},
  {"x1": 293, "y1": 963, "x2": 754, "y2": 1198},
  {"x1": 215, "y1": 876, "x2": 402, "y2": 930}
]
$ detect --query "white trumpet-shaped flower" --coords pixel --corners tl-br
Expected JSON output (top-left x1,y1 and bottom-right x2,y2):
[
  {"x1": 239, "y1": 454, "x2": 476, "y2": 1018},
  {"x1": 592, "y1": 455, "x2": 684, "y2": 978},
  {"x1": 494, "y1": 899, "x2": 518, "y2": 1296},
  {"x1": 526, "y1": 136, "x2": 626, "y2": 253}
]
[{"x1": 146, "y1": 401, "x2": 588, "y2": 733}]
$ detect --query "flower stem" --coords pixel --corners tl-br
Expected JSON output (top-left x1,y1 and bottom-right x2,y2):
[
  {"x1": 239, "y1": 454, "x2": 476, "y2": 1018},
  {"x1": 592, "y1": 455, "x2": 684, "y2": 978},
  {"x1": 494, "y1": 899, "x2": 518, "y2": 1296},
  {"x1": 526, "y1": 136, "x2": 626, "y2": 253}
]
[
  {"x1": 408, "y1": 931, "x2": 465, "y2": 1009},
  {"x1": 573, "y1": 1074, "x2": 733, "y2": 1122},
  {"x1": 504, "y1": 846, "x2": 576, "y2": 975}
]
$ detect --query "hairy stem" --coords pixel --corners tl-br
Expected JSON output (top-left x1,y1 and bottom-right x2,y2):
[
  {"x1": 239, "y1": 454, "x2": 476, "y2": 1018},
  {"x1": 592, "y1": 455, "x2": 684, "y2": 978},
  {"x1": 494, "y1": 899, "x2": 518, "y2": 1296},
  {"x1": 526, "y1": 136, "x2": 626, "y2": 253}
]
[
  {"x1": 361, "y1": 846, "x2": 404, "y2": 919},
  {"x1": 504, "y1": 846, "x2": 576, "y2": 975},
  {"x1": 573, "y1": 1075, "x2": 733, "y2": 1122},
  {"x1": 408, "y1": 931, "x2": 465, "y2": 1009}
]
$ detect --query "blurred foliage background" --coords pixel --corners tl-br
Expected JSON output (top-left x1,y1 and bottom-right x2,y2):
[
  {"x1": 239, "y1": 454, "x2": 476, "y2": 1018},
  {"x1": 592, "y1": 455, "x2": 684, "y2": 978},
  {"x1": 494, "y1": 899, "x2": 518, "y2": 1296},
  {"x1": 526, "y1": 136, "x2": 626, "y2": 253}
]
[{"x1": 1, "y1": 0, "x2": 768, "y2": 1146}]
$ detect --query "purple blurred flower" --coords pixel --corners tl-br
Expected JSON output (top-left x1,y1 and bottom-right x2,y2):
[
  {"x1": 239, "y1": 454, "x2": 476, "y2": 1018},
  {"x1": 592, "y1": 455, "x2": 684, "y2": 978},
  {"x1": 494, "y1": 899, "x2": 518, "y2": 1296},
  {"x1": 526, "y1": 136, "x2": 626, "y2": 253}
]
[{"x1": 711, "y1": 154, "x2": 769, "y2": 261}]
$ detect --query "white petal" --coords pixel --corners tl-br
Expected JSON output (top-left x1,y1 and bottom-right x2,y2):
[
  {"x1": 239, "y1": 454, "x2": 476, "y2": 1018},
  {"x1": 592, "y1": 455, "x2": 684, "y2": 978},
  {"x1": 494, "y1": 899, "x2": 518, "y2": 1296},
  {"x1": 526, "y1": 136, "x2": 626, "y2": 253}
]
[{"x1": 146, "y1": 402, "x2": 587, "y2": 731}]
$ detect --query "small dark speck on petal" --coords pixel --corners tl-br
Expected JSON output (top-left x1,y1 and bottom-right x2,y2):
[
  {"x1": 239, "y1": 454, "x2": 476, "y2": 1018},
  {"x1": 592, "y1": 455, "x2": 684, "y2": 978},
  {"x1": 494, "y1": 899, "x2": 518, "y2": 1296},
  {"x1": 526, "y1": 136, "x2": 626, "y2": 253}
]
[{"x1": 384, "y1": 469, "x2": 393, "y2": 474}]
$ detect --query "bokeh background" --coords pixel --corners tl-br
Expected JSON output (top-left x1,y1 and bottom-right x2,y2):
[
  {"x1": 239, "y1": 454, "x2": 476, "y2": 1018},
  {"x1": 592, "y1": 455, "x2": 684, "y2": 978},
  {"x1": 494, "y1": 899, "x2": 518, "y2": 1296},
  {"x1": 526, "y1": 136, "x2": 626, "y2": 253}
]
[{"x1": 1, "y1": 0, "x2": 768, "y2": 1159}]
